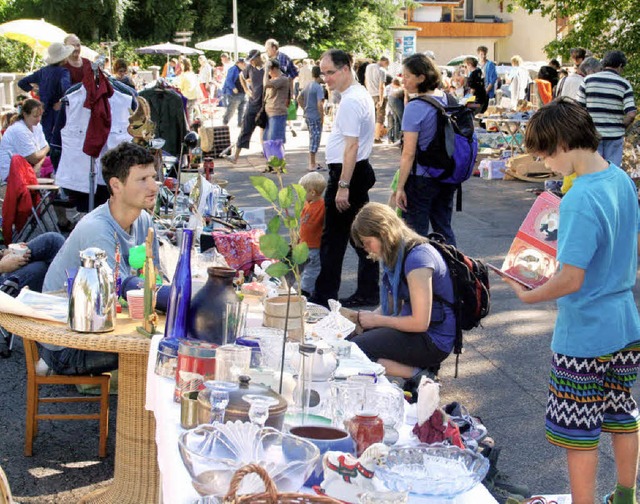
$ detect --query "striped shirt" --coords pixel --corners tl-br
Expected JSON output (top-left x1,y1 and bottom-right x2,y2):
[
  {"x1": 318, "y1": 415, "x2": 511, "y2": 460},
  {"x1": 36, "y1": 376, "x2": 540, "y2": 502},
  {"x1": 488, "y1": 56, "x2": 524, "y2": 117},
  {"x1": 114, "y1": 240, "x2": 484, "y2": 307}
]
[{"x1": 576, "y1": 70, "x2": 636, "y2": 139}]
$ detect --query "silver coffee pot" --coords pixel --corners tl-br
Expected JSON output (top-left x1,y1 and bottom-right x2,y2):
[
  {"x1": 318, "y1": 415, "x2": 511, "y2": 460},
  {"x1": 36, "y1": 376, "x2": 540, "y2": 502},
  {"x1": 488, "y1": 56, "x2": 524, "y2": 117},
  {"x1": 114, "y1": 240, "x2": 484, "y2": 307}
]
[{"x1": 68, "y1": 247, "x2": 116, "y2": 333}]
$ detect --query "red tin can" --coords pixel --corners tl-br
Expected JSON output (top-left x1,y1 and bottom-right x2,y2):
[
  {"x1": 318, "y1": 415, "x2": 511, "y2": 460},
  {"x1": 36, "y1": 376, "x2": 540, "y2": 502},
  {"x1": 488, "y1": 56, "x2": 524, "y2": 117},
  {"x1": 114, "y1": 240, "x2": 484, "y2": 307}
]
[{"x1": 174, "y1": 340, "x2": 217, "y2": 402}]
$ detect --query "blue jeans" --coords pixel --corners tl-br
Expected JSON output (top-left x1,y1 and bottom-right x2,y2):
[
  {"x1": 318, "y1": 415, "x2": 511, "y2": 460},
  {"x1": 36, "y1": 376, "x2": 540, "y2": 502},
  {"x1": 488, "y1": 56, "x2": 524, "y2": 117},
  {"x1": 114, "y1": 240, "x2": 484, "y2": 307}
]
[
  {"x1": 264, "y1": 115, "x2": 287, "y2": 143},
  {"x1": 39, "y1": 344, "x2": 118, "y2": 375},
  {"x1": 402, "y1": 175, "x2": 457, "y2": 246},
  {"x1": 0, "y1": 232, "x2": 65, "y2": 296},
  {"x1": 597, "y1": 138, "x2": 624, "y2": 167},
  {"x1": 222, "y1": 93, "x2": 247, "y2": 127},
  {"x1": 301, "y1": 248, "x2": 321, "y2": 294}
]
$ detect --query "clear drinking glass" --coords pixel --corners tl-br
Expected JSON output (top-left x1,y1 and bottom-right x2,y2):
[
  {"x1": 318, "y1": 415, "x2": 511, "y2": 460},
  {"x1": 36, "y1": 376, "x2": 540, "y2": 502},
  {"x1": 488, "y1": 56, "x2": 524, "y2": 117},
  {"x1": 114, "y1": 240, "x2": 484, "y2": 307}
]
[
  {"x1": 223, "y1": 302, "x2": 249, "y2": 345},
  {"x1": 214, "y1": 345, "x2": 252, "y2": 382},
  {"x1": 364, "y1": 383, "x2": 405, "y2": 445},
  {"x1": 329, "y1": 381, "x2": 366, "y2": 429},
  {"x1": 242, "y1": 394, "x2": 279, "y2": 428}
]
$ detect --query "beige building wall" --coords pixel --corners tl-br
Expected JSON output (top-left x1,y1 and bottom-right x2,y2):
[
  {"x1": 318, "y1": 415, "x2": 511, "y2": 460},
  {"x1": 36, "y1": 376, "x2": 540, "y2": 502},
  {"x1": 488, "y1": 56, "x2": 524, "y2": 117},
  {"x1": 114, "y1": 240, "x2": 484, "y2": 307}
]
[{"x1": 414, "y1": 0, "x2": 556, "y2": 65}]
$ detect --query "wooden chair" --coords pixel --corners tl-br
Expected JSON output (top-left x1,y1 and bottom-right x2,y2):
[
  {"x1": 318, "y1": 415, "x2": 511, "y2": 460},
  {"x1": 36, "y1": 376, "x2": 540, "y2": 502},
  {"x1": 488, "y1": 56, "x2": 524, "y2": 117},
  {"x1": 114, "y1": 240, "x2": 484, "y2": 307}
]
[{"x1": 23, "y1": 339, "x2": 111, "y2": 458}]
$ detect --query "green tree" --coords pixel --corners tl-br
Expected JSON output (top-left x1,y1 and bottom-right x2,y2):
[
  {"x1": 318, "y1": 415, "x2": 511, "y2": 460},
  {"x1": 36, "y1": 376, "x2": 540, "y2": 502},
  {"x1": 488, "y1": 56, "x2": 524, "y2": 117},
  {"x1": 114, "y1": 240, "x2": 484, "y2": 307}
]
[
  {"x1": 506, "y1": 0, "x2": 640, "y2": 91},
  {"x1": 6, "y1": 0, "x2": 131, "y2": 40}
]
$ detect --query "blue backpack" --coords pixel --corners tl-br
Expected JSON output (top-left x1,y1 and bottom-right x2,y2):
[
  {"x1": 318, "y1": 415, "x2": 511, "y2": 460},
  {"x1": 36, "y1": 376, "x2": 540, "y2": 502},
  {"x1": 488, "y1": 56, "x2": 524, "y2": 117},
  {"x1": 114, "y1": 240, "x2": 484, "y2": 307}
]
[{"x1": 409, "y1": 94, "x2": 478, "y2": 209}]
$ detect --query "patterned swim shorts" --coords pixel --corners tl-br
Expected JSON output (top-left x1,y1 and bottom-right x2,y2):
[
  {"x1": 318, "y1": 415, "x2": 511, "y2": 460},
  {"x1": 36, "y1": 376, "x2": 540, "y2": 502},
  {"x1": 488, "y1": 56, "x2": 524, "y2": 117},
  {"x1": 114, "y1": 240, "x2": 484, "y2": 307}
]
[{"x1": 546, "y1": 342, "x2": 640, "y2": 450}]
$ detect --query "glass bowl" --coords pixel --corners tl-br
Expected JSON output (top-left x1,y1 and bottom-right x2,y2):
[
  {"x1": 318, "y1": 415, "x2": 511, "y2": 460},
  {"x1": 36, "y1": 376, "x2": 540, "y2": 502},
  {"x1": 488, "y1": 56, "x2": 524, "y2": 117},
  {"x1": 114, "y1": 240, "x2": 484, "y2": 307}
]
[
  {"x1": 178, "y1": 421, "x2": 320, "y2": 497},
  {"x1": 374, "y1": 443, "x2": 490, "y2": 498}
]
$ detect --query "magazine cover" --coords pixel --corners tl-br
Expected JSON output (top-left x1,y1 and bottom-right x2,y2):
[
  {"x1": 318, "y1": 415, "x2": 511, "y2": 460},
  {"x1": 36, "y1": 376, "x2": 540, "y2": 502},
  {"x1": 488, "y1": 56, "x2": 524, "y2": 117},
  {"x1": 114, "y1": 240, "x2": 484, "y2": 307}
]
[
  {"x1": 0, "y1": 289, "x2": 69, "y2": 323},
  {"x1": 491, "y1": 191, "x2": 561, "y2": 289}
]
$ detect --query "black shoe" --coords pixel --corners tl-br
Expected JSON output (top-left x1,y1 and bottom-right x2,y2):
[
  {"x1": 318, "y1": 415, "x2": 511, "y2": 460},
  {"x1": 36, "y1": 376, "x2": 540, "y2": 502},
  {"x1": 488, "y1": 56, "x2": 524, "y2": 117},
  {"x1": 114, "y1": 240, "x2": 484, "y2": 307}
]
[
  {"x1": 308, "y1": 295, "x2": 329, "y2": 309},
  {"x1": 339, "y1": 294, "x2": 380, "y2": 308}
]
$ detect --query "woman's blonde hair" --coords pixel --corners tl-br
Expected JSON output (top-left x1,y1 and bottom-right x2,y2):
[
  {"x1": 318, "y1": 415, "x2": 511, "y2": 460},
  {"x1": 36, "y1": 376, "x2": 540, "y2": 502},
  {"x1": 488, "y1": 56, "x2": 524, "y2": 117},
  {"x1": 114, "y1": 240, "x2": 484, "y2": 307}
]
[
  {"x1": 511, "y1": 55, "x2": 523, "y2": 66},
  {"x1": 351, "y1": 202, "x2": 426, "y2": 267}
]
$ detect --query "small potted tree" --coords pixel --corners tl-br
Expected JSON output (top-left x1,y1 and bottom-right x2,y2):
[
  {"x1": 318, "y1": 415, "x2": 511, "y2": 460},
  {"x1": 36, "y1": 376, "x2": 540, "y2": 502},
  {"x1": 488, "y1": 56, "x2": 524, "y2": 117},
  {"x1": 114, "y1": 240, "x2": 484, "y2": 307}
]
[{"x1": 250, "y1": 154, "x2": 309, "y2": 393}]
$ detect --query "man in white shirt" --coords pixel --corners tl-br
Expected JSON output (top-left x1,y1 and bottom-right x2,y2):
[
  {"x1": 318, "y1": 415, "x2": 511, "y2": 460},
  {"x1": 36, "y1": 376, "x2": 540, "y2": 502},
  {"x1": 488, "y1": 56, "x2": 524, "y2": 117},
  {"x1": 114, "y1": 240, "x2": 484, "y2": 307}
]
[
  {"x1": 198, "y1": 54, "x2": 212, "y2": 100},
  {"x1": 309, "y1": 49, "x2": 379, "y2": 309},
  {"x1": 364, "y1": 56, "x2": 389, "y2": 143}
]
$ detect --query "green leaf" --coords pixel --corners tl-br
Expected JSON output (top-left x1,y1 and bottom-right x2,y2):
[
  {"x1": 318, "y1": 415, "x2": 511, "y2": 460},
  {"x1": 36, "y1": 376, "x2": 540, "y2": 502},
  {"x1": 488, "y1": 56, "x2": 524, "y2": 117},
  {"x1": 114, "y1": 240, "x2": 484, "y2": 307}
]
[
  {"x1": 291, "y1": 242, "x2": 309, "y2": 265},
  {"x1": 266, "y1": 261, "x2": 290, "y2": 278},
  {"x1": 267, "y1": 216, "x2": 281, "y2": 234},
  {"x1": 294, "y1": 199, "x2": 304, "y2": 219},
  {"x1": 259, "y1": 233, "x2": 290, "y2": 260},
  {"x1": 278, "y1": 186, "x2": 294, "y2": 209},
  {"x1": 283, "y1": 216, "x2": 297, "y2": 229},
  {"x1": 250, "y1": 176, "x2": 278, "y2": 203},
  {"x1": 292, "y1": 183, "x2": 307, "y2": 204}
]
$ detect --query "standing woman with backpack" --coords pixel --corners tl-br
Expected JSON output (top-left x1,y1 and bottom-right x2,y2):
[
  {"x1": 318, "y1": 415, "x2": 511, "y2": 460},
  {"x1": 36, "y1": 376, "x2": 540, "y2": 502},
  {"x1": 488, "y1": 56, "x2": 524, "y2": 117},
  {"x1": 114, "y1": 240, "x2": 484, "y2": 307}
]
[
  {"x1": 348, "y1": 202, "x2": 456, "y2": 380},
  {"x1": 395, "y1": 53, "x2": 458, "y2": 245}
]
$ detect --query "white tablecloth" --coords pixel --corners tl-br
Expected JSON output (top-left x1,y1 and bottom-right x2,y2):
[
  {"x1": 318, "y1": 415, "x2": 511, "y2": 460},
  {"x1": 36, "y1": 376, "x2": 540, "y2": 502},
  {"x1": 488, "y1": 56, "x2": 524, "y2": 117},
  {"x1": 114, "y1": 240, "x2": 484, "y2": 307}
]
[{"x1": 145, "y1": 332, "x2": 497, "y2": 504}]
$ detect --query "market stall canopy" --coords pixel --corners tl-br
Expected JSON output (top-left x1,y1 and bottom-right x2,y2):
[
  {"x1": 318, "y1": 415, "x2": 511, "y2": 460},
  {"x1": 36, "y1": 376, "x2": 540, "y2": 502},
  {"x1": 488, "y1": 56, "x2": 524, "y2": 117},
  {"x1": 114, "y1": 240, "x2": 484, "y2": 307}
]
[
  {"x1": 195, "y1": 34, "x2": 262, "y2": 54},
  {"x1": 446, "y1": 54, "x2": 476, "y2": 66},
  {"x1": 279, "y1": 45, "x2": 308, "y2": 60},
  {"x1": 0, "y1": 18, "x2": 66, "y2": 51},
  {"x1": 135, "y1": 42, "x2": 203, "y2": 56}
]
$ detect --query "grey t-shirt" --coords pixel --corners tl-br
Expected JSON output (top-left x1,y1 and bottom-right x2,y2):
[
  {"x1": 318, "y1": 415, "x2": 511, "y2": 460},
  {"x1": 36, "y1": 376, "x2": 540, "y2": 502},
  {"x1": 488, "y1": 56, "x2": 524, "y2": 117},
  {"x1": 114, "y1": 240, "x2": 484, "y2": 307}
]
[
  {"x1": 43, "y1": 202, "x2": 160, "y2": 293},
  {"x1": 300, "y1": 81, "x2": 324, "y2": 122}
]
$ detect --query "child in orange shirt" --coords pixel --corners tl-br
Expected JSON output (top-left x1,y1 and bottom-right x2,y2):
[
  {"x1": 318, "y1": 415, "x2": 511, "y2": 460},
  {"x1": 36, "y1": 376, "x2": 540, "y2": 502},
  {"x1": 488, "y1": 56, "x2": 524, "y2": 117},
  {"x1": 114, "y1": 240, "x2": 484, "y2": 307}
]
[{"x1": 299, "y1": 172, "x2": 327, "y2": 298}]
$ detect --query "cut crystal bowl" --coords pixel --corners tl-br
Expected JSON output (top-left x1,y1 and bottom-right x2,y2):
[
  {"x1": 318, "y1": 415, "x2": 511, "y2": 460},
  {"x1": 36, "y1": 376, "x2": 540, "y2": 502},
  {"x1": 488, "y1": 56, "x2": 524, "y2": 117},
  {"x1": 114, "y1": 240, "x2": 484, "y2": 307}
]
[
  {"x1": 178, "y1": 421, "x2": 320, "y2": 497},
  {"x1": 374, "y1": 443, "x2": 490, "y2": 498}
]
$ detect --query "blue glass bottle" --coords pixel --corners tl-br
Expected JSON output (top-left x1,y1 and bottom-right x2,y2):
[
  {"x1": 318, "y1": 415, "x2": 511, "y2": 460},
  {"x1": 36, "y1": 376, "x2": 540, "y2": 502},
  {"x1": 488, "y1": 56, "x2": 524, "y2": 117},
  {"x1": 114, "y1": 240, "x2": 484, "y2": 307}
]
[{"x1": 163, "y1": 229, "x2": 193, "y2": 340}]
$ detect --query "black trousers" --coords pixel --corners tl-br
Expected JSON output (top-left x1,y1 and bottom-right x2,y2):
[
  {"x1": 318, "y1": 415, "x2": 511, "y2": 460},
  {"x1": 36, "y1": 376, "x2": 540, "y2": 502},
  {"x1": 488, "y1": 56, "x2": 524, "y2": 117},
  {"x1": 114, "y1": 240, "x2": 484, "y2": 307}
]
[
  {"x1": 313, "y1": 159, "x2": 379, "y2": 304},
  {"x1": 236, "y1": 100, "x2": 262, "y2": 149}
]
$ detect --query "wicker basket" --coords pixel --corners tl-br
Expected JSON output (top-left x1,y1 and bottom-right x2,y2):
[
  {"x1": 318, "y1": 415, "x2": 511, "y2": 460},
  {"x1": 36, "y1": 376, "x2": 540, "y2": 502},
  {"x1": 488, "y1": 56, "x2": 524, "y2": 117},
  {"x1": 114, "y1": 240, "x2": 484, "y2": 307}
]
[{"x1": 222, "y1": 464, "x2": 341, "y2": 504}]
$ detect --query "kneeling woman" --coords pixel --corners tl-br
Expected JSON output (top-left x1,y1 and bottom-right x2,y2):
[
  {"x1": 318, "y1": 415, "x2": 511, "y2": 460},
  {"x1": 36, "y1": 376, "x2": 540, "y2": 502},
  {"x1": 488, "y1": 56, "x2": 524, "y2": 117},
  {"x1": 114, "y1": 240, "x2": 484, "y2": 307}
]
[{"x1": 349, "y1": 202, "x2": 455, "y2": 378}]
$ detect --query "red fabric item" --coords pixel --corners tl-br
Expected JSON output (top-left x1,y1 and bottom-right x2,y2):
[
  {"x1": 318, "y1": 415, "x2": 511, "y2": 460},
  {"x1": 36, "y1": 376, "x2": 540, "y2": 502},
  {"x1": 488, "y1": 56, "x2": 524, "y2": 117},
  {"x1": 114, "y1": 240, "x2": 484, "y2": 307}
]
[
  {"x1": 535, "y1": 79, "x2": 553, "y2": 104},
  {"x1": 412, "y1": 408, "x2": 465, "y2": 449},
  {"x1": 82, "y1": 67, "x2": 114, "y2": 158},
  {"x1": 211, "y1": 229, "x2": 266, "y2": 275},
  {"x1": 39, "y1": 156, "x2": 54, "y2": 178},
  {"x1": 64, "y1": 58, "x2": 93, "y2": 84},
  {"x1": 2, "y1": 155, "x2": 40, "y2": 244}
]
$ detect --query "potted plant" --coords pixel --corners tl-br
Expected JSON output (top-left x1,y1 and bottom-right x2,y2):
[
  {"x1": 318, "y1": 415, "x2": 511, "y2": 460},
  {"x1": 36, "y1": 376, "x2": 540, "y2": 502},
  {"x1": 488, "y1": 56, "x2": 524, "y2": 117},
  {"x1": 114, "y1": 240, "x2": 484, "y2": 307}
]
[{"x1": 250, "y1": 152, "x2": 309, "y2": 393}]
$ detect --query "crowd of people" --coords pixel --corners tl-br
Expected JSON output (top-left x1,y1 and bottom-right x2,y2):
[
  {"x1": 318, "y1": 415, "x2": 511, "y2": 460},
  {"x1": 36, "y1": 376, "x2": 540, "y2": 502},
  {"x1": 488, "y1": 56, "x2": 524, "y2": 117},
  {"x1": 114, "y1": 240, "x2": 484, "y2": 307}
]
[{"x1": 0, "y1": 34, "x2": 639, "y2": 504}]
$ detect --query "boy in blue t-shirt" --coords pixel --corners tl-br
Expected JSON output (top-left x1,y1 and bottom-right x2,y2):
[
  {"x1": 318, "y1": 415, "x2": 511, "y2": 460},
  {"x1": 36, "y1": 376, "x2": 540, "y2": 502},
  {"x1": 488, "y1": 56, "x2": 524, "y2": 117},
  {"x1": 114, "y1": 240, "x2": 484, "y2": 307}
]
[{"x1": 504, "y1": 98, "x2": 640, "y2": 504}]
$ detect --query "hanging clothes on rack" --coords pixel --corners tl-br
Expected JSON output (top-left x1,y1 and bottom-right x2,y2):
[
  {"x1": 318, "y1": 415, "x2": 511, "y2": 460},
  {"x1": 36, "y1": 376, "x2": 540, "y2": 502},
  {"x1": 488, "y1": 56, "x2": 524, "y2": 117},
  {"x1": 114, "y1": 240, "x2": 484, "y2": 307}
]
[
  {"x1": 139, "y1": 80, "x2": 188, "y2": 156},
  {"x1": 53, "y1": 75, "x2": 137, "y2": 197}
]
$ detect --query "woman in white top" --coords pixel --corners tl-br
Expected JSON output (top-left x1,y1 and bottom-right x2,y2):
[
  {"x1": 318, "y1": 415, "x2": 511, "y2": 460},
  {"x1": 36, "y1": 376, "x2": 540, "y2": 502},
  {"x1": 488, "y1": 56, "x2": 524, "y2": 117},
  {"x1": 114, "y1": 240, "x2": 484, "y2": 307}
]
[{"x1": 0, "y1": 99, "x2": 49, "y2": 182}]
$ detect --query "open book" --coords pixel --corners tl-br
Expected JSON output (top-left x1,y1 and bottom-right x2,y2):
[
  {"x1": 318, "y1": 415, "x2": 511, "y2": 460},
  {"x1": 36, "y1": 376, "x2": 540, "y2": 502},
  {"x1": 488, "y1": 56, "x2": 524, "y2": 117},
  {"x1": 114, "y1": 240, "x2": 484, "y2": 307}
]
[{"x1": 490, "y1": 191, "x2": 560, "y2": 289}]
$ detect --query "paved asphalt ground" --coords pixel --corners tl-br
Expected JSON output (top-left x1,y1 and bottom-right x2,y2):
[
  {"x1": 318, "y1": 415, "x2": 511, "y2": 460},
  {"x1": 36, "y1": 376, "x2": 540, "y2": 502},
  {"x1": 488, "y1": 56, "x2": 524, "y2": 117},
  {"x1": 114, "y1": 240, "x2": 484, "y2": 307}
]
[{"x1": 1, "y1": 117, "x2": 639, "y2": 503}]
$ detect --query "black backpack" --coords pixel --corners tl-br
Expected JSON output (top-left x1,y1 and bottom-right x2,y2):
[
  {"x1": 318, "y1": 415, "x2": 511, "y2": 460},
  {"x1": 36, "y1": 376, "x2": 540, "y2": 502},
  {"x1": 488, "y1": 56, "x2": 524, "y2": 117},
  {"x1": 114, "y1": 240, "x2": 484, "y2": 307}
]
[{"x1": 426, "y1": 234, "x2": 491, "y2": 377}]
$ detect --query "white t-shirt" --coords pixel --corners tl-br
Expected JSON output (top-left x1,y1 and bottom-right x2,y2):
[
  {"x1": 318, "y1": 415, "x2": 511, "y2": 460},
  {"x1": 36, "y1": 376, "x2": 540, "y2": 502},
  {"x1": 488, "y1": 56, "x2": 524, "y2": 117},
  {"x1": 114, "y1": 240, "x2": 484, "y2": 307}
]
[
  {"x1": 0, "y1": 120, "x2": 47, "y2": 181},
  {"x1": 325, "y1": 83, "x2": 375, "y2": 164},
  {"x1": 364, "y1": 63, "x2": 385, "y2": 97}
]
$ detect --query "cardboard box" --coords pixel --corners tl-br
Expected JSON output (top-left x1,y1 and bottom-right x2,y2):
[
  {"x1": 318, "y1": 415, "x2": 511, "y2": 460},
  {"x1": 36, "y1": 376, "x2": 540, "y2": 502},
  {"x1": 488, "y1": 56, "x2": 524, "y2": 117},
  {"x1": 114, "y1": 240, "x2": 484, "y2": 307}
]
[{"x1": 478, "y1": 158, "x2": 505, "y2": 180}]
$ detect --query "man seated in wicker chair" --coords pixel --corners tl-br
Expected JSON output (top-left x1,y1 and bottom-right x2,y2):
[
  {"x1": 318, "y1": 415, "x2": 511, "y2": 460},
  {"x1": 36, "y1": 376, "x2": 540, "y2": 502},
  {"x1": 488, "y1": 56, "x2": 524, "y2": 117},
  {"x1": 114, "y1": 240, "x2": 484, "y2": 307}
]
[{"x1": 39, "y1": 142, "x2": 160, "y2": 375}]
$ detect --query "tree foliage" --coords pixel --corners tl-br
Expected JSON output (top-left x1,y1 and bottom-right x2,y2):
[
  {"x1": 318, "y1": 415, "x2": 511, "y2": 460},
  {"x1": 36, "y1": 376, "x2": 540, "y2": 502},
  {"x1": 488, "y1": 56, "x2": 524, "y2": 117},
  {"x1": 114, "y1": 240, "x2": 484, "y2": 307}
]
[
  {"x1": 506, "y1": 0, "x2": 640, "y2": 91},
  {"x1": 0, "y1": 0, "x2": 399, "y2": 68}
]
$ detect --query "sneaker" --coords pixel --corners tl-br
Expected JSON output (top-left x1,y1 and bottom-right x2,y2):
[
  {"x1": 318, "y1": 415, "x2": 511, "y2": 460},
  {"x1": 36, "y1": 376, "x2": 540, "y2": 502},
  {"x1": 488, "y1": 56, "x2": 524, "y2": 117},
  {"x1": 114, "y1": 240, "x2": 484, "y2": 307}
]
[
  {"x1": 35, "y1": 358, "x2": 53, "y2": 376},
  {"x1": 338, "y1": 293, "x2": 380, "y2": 308}
]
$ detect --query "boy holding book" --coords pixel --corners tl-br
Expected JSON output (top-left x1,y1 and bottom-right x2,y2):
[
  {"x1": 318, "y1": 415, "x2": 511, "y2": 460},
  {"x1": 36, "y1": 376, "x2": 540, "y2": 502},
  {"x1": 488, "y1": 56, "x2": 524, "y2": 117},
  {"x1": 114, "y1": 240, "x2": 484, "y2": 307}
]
[{"x1": 504, "y1": 97, "x2": 640, "y2": 504}]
